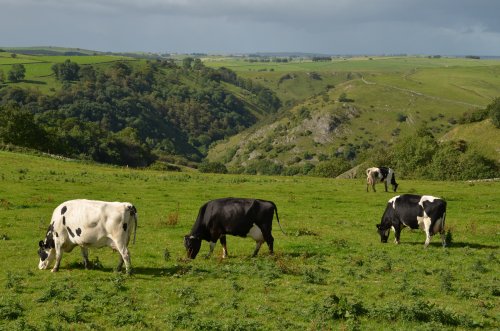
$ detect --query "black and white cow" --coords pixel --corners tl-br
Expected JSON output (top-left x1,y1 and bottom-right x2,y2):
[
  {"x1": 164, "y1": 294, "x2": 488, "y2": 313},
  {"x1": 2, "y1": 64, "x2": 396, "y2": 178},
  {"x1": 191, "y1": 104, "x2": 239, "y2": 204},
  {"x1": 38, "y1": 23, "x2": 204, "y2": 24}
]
[
  {"x1": 376, "y1": 194, "x2": 447, "y2": 247},
  {"x1": 184, "y1": 198, "x2": 284, "y2": 259},
  {"x1": 366, "y1": 166, "x2": 398, "y2": 192},
  {"x1": 38, "y1": 199, "x2": 137, "y2": 273}
]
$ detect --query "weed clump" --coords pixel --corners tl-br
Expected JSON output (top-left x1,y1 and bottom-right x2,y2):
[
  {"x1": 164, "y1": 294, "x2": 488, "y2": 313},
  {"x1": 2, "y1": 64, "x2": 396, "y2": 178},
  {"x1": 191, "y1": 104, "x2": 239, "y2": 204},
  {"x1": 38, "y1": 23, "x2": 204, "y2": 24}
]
[
  {"x1": 312, "y1": 294, "x2": 366, "y2": 326},
  {"x1": 370, "y1": 300, "x2": 476, "y2": 327},
  {"x1": 0, "y1": 297, "x2": 24, "y2": 320}
]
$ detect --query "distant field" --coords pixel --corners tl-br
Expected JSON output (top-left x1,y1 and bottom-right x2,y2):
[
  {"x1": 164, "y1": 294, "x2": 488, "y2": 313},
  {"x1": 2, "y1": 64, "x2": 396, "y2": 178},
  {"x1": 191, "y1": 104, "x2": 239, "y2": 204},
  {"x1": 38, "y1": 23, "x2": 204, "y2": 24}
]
[
  {"x1": 0, "y1": 151, "x2": 498, "y2": 329},
  {"x1": 0, "y1": 52, "x2": 137, "y2": 93}
]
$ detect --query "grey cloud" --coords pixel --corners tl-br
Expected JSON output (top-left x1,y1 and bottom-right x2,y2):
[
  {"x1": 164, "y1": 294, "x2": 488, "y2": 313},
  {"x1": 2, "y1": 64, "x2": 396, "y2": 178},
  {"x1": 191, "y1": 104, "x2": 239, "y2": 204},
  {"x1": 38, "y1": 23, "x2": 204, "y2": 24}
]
[{"x1": 1, "y1": 0, "x2": 499, "y2": 54}]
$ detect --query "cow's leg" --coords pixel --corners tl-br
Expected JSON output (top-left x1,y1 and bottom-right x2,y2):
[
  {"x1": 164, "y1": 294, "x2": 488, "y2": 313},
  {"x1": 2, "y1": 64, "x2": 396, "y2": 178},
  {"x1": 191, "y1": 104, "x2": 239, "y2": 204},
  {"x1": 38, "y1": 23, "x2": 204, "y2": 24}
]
[
  {"x1": 384, "y1": 181, "x2": 388, "y2": 192},
  {"x1": 51, "y1": 245, "x2": 63, "y2": 272},
  {"x1": 116, "y1": 255, "x2": 124, "y2": 271},
  {"x1": 220, "y1": 235, "x2": 228, "y2": 258},
  {"x1": 81, "y1": 247, "x2": 90, "y2": 269},
  {"x1": 423, "y1": 217, "x2": 432, "y2": 248},
  {"x1": 261, "y1": 226, "x2": 274, "y2": 255},
  {"x1": 117, "y1": 246, "x2": 132, "y2": 274},
  {"x1": 252, "y1": 241, "x2": 263, "y2": 257},
  {"x1": 440, "y1": 229, "x2": 446, "y2": 248},
  {"x1": 205, "y1": 242, "x2": 216, "y2": 258},
  {"x1": 393, "y1": 224, "x2": 401, "y2": 244}
]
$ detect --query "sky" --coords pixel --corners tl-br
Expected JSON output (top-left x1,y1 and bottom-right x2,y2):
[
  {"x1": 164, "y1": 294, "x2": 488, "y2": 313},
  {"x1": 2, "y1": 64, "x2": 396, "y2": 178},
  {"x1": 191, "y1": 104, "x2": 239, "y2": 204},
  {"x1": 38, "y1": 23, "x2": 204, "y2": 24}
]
[{"x1": 1, "y1": 0, "x2": 500, "y2": 55}]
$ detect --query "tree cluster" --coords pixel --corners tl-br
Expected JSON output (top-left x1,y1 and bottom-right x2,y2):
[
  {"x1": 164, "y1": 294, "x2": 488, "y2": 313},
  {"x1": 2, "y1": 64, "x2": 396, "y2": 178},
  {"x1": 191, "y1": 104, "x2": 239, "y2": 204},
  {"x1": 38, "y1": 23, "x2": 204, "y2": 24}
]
[{"x1": 0, "y1": 59, "x2": 281, "y2": 167}]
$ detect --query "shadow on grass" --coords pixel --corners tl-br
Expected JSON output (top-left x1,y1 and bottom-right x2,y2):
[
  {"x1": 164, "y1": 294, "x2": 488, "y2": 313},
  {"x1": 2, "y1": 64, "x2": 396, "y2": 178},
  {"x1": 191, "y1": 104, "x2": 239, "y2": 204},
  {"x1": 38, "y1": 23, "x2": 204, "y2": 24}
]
[
  {"x1": 402, "y1": 241, "x2": 499, "y2": 249},
  {"x1": 132, "y1": 265, "x2": 191, "y2": 277},
  {"x1": 23, "y1": 80, "x2": 47, "y2": 85}
]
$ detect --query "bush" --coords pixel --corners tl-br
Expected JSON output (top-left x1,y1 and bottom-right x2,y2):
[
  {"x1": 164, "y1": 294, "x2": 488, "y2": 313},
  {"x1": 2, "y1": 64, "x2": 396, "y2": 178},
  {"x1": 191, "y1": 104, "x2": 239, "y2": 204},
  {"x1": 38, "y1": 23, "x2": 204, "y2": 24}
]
[
  {"x1": 313, "y1": 158, "x2": 351, "y2": 178},
  {"x1": 459, "y1": 108, "x2": 488, "y2": 124},
  {"x1": 198, "y1": 161, "x2": 228, "y2": 174},
  {"x1": 487, "y1": 97, "x2": 500, "y2": 128}
]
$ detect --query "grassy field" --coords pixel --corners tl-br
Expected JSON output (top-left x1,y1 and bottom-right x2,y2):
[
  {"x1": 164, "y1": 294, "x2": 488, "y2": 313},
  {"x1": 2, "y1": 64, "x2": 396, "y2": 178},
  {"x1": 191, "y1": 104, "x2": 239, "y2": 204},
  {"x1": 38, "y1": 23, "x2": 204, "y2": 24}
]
[
  {"x1": 0, "y1": 52, "x2": 137, "y2": 93},
  {"x1": 0, "y1": 150, "x2": 498, "y2": 330}
]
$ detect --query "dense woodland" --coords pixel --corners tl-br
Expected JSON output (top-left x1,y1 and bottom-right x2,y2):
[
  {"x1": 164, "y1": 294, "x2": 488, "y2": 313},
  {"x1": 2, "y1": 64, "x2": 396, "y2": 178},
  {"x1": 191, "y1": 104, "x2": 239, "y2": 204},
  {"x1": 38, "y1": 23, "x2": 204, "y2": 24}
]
[{"x1": 0, "y1": 59, "x2": 280, "y2": 167}]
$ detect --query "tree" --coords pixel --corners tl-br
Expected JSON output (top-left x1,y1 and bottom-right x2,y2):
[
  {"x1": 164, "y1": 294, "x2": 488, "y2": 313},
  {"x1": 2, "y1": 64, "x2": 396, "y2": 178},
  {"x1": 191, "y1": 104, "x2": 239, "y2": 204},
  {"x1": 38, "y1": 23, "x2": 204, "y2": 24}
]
[
  {"x1": 52, "y1": 59, "x2": 80, "y2": 81},
  {"x1": 79, "y1": 65, "x2": 96, "y2": 82},
  {"x1": 0, "y1": 105, "x2": 49, "y2": 149},
  {"x1": 486, "y1": 97, "x2": 500, "y2": 128},
  {"x1": 392, "y1": 126, "x2": 437, "y2": 178},
  {"x1": 7, "y1": 64, "x2": 25, "y2": 82},
  {"x1": 182, "y1": 57, "x2": 194, "y2": 70}
]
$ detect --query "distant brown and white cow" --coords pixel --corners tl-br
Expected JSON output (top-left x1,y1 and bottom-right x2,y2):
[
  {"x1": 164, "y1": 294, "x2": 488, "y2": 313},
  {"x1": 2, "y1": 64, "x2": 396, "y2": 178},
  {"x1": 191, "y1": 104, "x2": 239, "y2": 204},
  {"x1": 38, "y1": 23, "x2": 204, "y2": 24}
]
[
  {"x1": 376, "y1": 194, "x2": 447, "y2": 247},
  {"x1": 38, "y1": 199, "x2": 137, "y2": 273},
  {"x1": 366, "y1": 166, "x2": 398, "y2": 192}
]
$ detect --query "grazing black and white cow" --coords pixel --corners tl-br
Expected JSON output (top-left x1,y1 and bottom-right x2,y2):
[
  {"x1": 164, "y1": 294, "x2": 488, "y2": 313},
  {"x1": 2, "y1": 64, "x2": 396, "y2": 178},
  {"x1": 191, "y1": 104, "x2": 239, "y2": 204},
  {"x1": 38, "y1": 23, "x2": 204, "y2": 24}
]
[
  {"x1": 376, "y1": 194, "x2": 447, "y2": 247},
  {"x1": 184, "y1": 198, "x2": 284, "y2": 259},
  {"x1": 38, "y1": 199, "x2": 137, "y2": 273},
  {"x1": 366, "y1": 166, "x2": 398, "y2": 192}
]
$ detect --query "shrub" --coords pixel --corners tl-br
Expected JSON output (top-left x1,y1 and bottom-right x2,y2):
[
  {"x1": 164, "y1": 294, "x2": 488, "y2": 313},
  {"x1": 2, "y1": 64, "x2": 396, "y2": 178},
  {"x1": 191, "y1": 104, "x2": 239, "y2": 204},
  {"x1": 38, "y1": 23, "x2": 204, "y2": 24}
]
[
  {"x1": 459, "y1": 108, "x2": 488, "y2": 124},
  {"x1": 313, "y1": 158, "x2": 351, "y2": 178},
  {"x1": 0, "y1": 298, "x2": 24, "y2": 320},
  {"x1": 198, "y1": 161, "x2": 228, "y2": 174},
  {"x1": 313, "y1": 294, "x2": 366, "y2": 321},
  {"x1": 487, "y1": 97, "x2": 500, "y2": 128}
]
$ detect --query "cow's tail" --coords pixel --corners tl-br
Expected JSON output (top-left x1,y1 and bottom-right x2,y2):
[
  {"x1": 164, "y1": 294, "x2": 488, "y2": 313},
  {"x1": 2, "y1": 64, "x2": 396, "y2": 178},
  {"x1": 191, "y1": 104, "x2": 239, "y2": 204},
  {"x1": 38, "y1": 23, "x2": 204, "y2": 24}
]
[
  {"x1": 271, "y1": 202, "x2": 286, "y2": 236},
  {"x1": 129, "y1": 205, "x2": 138, "y2": 245}
]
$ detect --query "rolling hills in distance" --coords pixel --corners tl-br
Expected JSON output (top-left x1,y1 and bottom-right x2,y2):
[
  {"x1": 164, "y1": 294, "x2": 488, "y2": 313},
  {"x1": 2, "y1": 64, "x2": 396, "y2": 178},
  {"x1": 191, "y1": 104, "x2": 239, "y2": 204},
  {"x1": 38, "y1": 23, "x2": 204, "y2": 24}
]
[{"x1": 1, "y1": 47, "x2": 499, "y2": 174}]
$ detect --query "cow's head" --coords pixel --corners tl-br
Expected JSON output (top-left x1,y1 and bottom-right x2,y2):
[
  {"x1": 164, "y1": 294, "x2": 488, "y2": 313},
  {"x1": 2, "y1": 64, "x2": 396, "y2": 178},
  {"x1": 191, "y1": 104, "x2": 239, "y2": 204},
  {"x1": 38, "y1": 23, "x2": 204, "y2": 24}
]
[
  {"x1": 38, "y1": 225, "x2": 56, "y2": 269},
  {"x1": 376, "y1": 224, "x2": 390, "y2": 243},
  {"x1": 184, "y1": 235, "x2": 201, "y2": 259}
]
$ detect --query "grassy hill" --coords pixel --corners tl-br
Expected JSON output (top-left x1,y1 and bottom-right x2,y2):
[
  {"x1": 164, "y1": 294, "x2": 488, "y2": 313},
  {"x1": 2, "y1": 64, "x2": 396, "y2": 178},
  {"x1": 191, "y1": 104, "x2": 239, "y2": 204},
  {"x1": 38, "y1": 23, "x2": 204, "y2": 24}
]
[
  {"x1": 441, "y1": 119, "x2": 500, "y2": 162},
  {"x1": 0, "y1": 150, "x2": 498, "y2": 329},
  {"x1": 205, "y1": 56, "x2": 500, "y2": 171}
]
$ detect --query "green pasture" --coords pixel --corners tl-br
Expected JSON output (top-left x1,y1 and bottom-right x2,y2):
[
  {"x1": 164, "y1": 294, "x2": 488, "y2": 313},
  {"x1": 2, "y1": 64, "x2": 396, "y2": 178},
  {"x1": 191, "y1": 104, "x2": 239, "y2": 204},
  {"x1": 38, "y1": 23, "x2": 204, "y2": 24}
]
[
  {"x1": 204, "y1": 56, "x2": 500, "y2": 111},
  {"x1": 0, "y1": 53, "x2": 138, "y2": 93},
  {"x1": 0, "y1": 150, "x2": 498, "y2": 330}
]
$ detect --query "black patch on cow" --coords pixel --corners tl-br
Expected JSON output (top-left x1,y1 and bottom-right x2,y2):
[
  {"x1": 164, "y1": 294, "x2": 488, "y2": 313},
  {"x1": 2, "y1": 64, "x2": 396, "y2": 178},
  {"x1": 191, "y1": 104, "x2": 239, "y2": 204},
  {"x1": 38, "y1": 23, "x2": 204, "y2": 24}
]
[
  {"x1": 123, "y1": 223, "x2": 128, "y2": 232},
  {"x1": 128, "y1": 205, "x2": 137, "y2": 216},
  {"x1": 38, "y1": 246, "x2": 49, "y2": 261},
  {"x1": 63, "y1": 216, "x2": 66, "y2": 225},
  {"x1": 55, "y1": 232, "x2": 59, "y2": 237},
  {"x1": 45, "y1": 234, "x2": 55, "y2": 249},
  {"x1": 61, "y1": 206, "x2": 67, "y2": 215},
  {"x1": 76, "y1": 228, "x2": 82, "y2": 236},
  {"x1": 67, "y1": 227, "x2": 75, "y2": 238}
]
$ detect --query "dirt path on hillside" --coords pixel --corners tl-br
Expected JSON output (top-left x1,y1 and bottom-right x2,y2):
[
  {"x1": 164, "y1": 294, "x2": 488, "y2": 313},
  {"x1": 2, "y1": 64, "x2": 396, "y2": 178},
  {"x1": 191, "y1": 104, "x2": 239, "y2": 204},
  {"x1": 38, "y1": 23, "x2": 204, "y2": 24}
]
[{"x1": 360, "y1": 76, "x2": 483, "y2": 108}]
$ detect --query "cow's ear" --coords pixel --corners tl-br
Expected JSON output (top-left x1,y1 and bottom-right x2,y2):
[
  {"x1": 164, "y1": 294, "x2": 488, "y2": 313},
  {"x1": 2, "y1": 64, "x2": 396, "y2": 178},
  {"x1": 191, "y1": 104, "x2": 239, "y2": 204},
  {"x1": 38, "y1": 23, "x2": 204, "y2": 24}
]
[
  {"x1": 39, "y1": 240, "x2": 44, "y2": 248},
  {"x1": 376, "y1": 224, "x2": 381, "y2": 229}
]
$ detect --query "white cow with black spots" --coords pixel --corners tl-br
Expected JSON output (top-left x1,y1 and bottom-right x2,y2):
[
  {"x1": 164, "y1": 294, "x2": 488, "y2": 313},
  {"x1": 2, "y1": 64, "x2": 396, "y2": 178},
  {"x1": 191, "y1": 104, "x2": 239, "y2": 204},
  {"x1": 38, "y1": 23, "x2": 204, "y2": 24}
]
[
  {"x1": 376, "y1": 194, "x2": 447, "y2": 247},
  {"x1": 38, "y1": 199, "x2": 137, "y2": 273}
]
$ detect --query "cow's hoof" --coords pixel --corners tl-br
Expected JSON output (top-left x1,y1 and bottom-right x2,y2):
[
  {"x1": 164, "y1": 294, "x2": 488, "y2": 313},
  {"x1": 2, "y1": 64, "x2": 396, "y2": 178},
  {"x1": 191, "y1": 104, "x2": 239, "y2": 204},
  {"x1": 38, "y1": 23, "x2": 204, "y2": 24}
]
[{"x1": 51, "y1": 268, "x2": 58, "y2": 273}]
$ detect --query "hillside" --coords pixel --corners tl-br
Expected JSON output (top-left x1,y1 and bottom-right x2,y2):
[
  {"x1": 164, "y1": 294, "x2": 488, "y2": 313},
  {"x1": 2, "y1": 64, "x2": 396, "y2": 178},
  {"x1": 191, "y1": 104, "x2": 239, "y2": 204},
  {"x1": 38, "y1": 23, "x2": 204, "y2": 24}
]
[
  {"x1": 441, "y1": 119, "x2": 500, "y2": 162},
  {"x1": 206, "y1": 56, "x2": 500, "y2": 174},
  {"x1": 0, "y1": 52, "x2": 280, "y2": 166}
]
